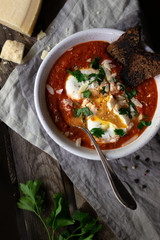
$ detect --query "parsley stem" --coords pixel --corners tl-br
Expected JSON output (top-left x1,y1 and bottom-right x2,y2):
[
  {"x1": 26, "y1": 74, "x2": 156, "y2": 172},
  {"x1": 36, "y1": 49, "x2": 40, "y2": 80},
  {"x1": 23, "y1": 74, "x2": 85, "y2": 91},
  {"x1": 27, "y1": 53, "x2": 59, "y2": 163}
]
[
  {"x1": 34, "y1": 210, "x2": 51, "y2": 240},
  {"x1": 65, "y1": 225, "x2": 82, "y2": 240},
  {"x1": 51, "y1": 229, "x2": 55, "y2": 240}
]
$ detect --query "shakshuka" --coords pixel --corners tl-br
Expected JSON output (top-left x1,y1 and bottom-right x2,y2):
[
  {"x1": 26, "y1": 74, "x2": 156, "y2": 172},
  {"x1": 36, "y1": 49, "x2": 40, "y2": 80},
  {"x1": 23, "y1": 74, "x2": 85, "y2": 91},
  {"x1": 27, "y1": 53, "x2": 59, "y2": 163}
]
[{"x1": 46, "y1": 41, "x2": 157, "y2": 149}]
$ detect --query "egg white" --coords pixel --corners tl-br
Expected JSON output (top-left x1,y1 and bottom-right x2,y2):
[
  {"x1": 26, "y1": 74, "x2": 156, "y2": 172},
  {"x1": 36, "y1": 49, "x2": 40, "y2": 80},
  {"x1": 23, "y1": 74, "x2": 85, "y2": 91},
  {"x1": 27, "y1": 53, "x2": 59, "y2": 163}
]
[{"x1": 65, "y1": 68, "x2": 99, "y2": 100}]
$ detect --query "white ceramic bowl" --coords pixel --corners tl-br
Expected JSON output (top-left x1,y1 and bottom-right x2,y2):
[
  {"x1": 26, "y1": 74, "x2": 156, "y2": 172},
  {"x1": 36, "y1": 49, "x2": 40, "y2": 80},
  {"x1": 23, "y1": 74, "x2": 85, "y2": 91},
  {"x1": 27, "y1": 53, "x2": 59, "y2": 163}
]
[{"x1": 34, "y1": 28, "x2": 160, "y2": 160}]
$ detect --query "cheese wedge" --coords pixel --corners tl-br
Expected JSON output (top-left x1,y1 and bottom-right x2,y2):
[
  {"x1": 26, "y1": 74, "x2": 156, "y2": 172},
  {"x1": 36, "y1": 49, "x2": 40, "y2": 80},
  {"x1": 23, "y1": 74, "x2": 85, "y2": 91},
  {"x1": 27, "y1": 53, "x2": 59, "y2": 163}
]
[
  {"x1": 0, "y1": 0, "x2": 42, "y2": 36},
  {"x1": 0, "y1": 40, "x2": 25, "y2": 64}
]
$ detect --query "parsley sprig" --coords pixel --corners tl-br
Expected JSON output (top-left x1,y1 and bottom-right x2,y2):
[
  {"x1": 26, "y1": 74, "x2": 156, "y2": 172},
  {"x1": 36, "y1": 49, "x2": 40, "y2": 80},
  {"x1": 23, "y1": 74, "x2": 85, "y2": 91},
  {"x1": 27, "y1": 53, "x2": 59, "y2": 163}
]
[
  {"x1": 82, "y1": 89, "x2": 91, "y2": 98},
  {"x1": 17, "y1": 180, "x2": 102, "y2": 240},
  {"x1": 89, "y1": 57, "x2": 106, "y2": 85},
  {"x1": 74, "y1": 106, "x2": 93, "y2": 118},
  {"x1": 67, "y1": 69, "x2": 88, "y2": 82},
  {"x1": 114, "y1": 129, "x2": 126, "y2": 137},
  {"x1": 119, "y1": 107, "x2": 132, "y2": 119},
  {"x1": 91, "y1": 128, "x2": 105, "y2": 138},
  {"x1": 138, "y1": 119, "x2": 151, "y2": 130}
]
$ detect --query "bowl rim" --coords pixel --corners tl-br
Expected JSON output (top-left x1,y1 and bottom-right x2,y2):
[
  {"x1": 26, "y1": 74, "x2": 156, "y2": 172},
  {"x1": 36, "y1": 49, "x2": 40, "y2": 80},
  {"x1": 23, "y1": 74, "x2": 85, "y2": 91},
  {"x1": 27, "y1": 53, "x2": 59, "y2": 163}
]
[{"x1": 34, "y1": 28, "x2": 160, "y2": 160}]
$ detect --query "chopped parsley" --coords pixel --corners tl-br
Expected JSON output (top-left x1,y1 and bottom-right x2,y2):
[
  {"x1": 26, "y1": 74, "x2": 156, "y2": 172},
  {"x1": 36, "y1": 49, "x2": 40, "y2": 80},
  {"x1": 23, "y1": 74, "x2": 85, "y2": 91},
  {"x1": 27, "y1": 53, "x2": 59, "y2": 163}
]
[
  {"x1": 74, "y1": 106, "x2": 93, "y2": 118},
  {"x1": 138, "y1": 120, "x2": 151, "y2": 130},
  {"x1": 91, "y1": 128, "x2": 105, "y2": 138},
  {"x1": 119, "y1": 107, "x2": 132, "y2": 119},
  {"x1": 82, "y1": 89, "x2": 91, "y2": 98},
  {"x1": 88, "y1": 67, "x2": 105, "y2": 85},
  {"x1": 67, "y1": 69, "x2": 88, "y2": 82},
  {"x1": 128, "y1": 89, "x2": 137, "y2": 100},
  {"x1": 90, "y1": 57, "x2": 100, "y2": 69},
  {"x1": 114, "y1": 129, "x2": 126, "y2": 137},
  {"x1": 120, "y1": 84, "x2": 138, "y2": 116},
  {"x1": 100, "y1": 86, "x2": 107, "y2": 94},
  {"x1": 120, "y1": 84, "x2": 137, "y2": 99},
  {"x1": 129, "y1": 101, "x2": 139, "y2": 116}
]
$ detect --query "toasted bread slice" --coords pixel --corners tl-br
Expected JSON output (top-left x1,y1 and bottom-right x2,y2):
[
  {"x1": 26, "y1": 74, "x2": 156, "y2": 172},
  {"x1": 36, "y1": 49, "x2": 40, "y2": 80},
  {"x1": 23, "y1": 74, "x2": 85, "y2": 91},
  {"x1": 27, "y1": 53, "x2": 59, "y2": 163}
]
[
  {"x1": 107, "y1": 26, "x2": 141, "y2": 65},
  {"x1": 121, "y1": 48, "x2": 160, "y2": 87}
]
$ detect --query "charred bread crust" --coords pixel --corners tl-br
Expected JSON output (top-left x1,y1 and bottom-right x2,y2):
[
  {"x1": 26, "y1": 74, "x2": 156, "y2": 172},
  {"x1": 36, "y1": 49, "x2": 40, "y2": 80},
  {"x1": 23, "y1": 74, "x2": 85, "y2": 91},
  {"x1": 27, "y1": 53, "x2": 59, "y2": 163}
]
[
  {"x1": 121, "y1": 48, "x2": 160, "y2": 87},
  {"x1": 107, "y1": 26, "x2": 141, "y2": 65}
]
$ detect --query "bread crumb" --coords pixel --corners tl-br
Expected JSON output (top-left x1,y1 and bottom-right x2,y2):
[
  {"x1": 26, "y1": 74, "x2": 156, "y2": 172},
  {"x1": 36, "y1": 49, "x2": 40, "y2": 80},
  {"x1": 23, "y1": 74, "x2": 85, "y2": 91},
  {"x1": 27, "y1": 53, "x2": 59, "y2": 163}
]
[{"x1": 37, "y1": 30, "x2": 46, "y2": 40}]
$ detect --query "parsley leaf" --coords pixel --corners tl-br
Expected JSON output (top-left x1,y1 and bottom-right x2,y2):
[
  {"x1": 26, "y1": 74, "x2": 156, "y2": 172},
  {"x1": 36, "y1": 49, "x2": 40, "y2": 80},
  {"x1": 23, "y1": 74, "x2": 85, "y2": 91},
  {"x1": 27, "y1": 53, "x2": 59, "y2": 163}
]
[
  {"x1": 120, "y1": 84, "x2": 137, "y2": 99},
  {"x1": 83, "y1": 89, "x2": 91, "y2": 98},
  {"x1": 90, "y1": 57, "x2": 100, "y2": 69},
  {"x1": 17, "y1": 180, "x2": 102, "y2": 240},
  {"x1": 17, "y1": 180, "x2": 51, "y2": 240},
  {"x1": 67, "y1": 69, "x2": 88, "y2": 82},
  {"x1": 119, "y1": 108, "x2": 132, "y2": 119},
  {"x1": 74, "y1": 107, "x2": 93, "y2": 117},
  {"x1": 129, "y1": 101, "x2": 139, "y2": 116},
  {"x1": 128, "y1": 89, "x2": 137, "y2": 99},
  {"x1": 17, "y1": 179, "x2": 45, "y2": 213},
  {"x1": 88, "y1": 67, "x2": 105, "y2": 85},
  {"x1": 46, "y1": 192, "x2": 75, "y2": 236},
  {"x1": 114, "y1": 129, "x2": 126, "y2": 137},
  {"x1": 91, "y1": 128, "x2": 105, "y2": 138},
  {"x1": 138, "y1": 120, "x2": 151, "y2": 130}
]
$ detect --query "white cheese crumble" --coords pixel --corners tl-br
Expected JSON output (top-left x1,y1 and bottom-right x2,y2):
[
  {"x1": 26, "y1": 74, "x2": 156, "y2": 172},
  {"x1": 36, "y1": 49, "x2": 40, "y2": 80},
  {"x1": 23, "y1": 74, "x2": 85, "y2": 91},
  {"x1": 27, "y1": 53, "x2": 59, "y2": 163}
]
[
  {"x1": 76, "y1": 138, "x2": 81, "y2": 147},
  {"x1": 56, "y1": 89, "x2": 63, "y2": 94},
  {"x1": 46, "y1": 84, "x2": 54, "y2": 95}
]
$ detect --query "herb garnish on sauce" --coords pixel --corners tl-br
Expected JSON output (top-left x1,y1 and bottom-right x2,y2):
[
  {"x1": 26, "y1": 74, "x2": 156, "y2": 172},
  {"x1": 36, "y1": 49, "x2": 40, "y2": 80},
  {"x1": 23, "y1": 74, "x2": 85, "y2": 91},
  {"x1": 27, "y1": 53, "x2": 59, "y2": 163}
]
[
  {"x1": 114, "y1": 129, "x2": 126, "y2": 137},
  {"x1": 74, "y1": 106, "x2": 93, "y2": 117},
  {"x1": 82, "y1": 89, "x2": 91, "y2": 98},
  {"x1": 138, "y1": 120, "x2": 151, "y2": 130},
  {"x1": 67, "y1": 69, "x2": 88, "y2": 82},
  {"x1": 91, "y1": 128, "x2": 105, "y2": 138}
]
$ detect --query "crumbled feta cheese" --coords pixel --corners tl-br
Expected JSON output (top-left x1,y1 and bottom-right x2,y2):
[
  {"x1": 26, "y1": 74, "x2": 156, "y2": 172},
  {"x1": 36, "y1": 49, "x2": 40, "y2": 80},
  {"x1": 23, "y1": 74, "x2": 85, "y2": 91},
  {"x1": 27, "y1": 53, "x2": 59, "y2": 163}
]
[
  {"x1": 76, "y1": 138, "x2": 81, "y2": 147},
  {"x1": 56, "y1": 89, "x2": 63, "y2": 94},
  {"x1": 65, "y1": 132, "x2": 70, "y2": 137},
  {"x1": 62, "y1": 98, "x2": 73, "y2": 107},
  {"x1": 46, "y1": 84, "x2": 54, "y2": 95},
  {"x1": 86, "y1": 58, "x2": 91, "y2": 62},
  {"x1": 131, "y1": 97, "x2": 142, "y2": 108}
]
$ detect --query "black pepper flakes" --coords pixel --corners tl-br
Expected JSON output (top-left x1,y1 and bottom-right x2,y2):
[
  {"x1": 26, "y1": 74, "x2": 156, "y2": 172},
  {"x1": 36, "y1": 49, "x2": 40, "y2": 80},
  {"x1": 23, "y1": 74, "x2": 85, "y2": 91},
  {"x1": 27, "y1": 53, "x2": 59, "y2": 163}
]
[
  {"x1": 145, "y1": 157, "x2": 150, "y2": 162},
  {"x1": 134, "y1": 178, "x2": 139, "y2": 184},
  {"x1": 135, "y1": 155, "x2": 140, "y2": 160}
]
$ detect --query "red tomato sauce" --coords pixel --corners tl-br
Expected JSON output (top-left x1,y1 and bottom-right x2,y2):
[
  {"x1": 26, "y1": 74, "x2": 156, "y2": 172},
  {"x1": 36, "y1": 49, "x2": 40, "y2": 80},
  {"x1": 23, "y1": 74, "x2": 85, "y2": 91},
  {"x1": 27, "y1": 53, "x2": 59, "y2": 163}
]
[{"x1": 46, "y1": 41, "x2": 158, "y2": 150}]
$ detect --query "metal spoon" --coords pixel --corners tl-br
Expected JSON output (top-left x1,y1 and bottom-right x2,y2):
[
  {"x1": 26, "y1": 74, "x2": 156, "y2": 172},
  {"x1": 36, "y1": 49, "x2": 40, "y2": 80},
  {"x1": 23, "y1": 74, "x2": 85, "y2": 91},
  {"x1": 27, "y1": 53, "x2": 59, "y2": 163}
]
[{"x1": 77, "y1": 126, "x2": 137, "y2": 210}]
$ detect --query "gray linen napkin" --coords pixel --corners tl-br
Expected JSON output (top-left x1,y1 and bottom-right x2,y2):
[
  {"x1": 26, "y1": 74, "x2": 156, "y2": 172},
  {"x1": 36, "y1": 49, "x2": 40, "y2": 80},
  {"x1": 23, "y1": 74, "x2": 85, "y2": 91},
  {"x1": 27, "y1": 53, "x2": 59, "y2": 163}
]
[{"x1": 0, "y1": 0, "x2": 160, "y2": 239}]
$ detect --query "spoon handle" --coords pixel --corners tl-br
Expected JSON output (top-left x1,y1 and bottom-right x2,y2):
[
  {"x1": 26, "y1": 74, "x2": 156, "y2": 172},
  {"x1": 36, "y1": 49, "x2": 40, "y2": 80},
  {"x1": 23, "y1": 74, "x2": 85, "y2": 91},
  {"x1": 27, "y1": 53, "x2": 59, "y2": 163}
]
[{"x1": 82, "y1": 128, "x2": 137, "y2": 210}]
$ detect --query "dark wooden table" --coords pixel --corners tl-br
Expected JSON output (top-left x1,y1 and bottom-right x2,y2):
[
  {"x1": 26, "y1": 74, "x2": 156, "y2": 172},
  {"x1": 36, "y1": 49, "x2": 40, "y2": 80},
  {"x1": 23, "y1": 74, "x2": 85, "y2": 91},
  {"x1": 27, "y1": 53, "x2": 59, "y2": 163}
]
[{"x1": 0, "y1": 1, "x2": 117, "y2": 239}]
